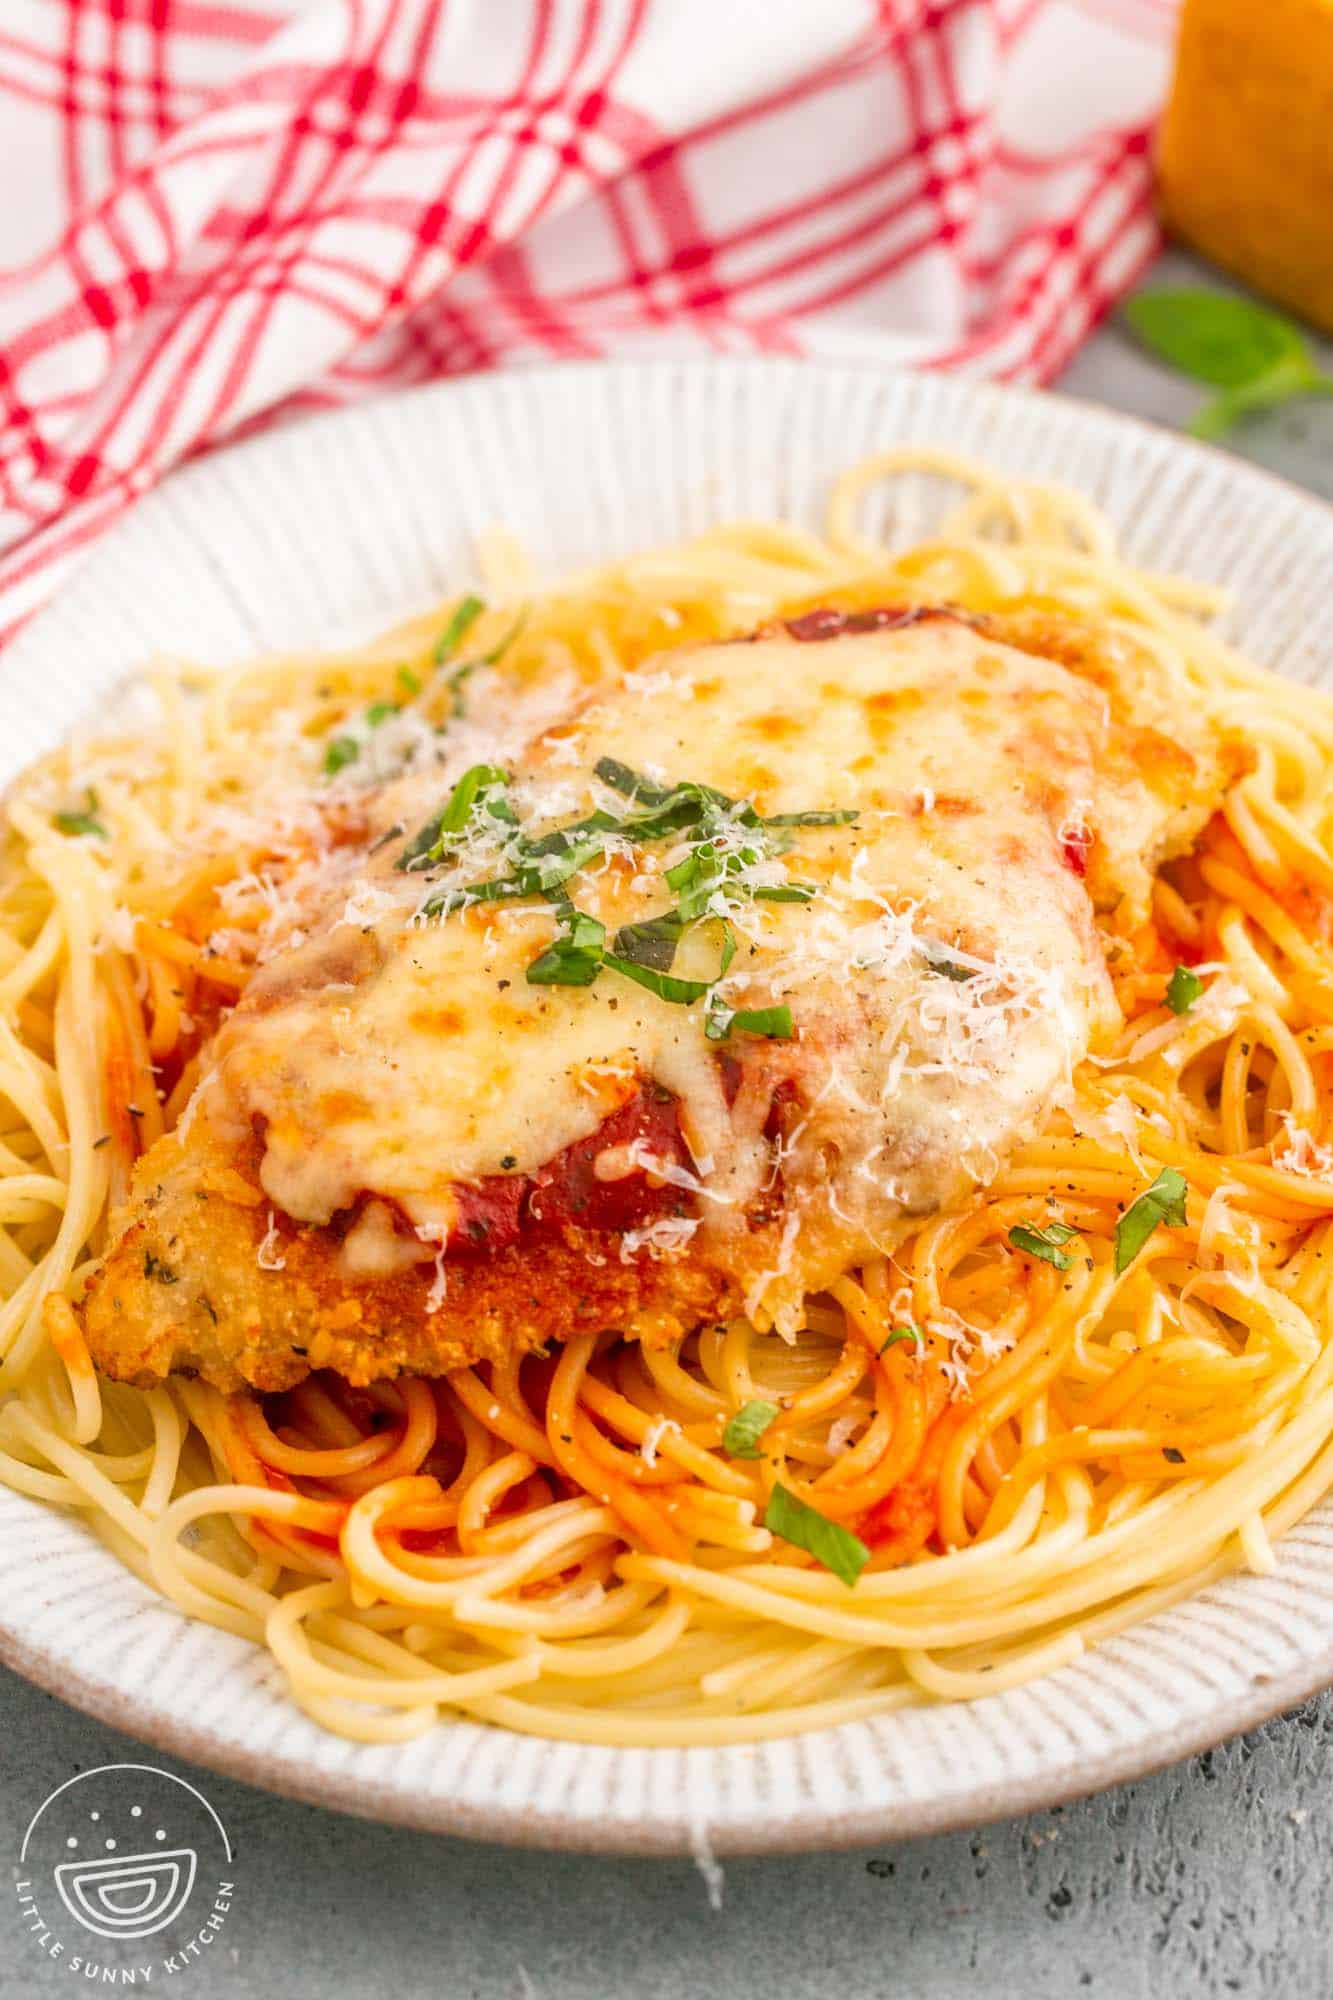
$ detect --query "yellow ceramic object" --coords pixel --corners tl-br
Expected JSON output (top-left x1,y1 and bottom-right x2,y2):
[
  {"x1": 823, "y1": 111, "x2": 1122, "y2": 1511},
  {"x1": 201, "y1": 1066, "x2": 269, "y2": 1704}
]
[{"x1": 1158, "y1": 0, "x2": 1333, "y2": 334}]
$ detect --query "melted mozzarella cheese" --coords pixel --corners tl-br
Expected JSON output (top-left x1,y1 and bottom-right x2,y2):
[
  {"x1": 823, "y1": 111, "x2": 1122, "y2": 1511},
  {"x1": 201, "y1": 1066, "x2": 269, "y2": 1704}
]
[{"x1": 189, "y1": 615, "x2": 1162, "y2": 1324}]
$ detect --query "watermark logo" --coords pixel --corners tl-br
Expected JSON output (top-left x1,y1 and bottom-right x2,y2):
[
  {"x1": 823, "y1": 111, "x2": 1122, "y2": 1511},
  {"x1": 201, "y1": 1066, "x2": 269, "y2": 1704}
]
[{"x1": 14, "y1": 1763, "x2": 237, "y2": 1982}]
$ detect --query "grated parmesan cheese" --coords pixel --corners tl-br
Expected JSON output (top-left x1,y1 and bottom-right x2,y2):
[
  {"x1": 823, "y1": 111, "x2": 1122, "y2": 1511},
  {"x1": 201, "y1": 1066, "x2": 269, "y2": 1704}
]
[
  {"x1": 1273, "y1": 1113, "x2": 1333, "y2": 1182},
  {"x1": 640, "y1": 1415, "x2": 679, "y2": 1466},
  {"x1": 256, "y1": 1209, "x2": 286, "y2": 1271},
  {"x1": 620, "y1": 1216, "x2": 699, "y2": 1263}
]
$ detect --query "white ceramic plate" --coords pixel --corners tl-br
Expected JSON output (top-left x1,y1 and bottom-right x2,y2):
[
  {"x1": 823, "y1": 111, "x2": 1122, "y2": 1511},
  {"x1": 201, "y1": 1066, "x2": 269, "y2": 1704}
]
[{"x1": 4, "y1": 360, "x2": 1333, "y2": 1855}]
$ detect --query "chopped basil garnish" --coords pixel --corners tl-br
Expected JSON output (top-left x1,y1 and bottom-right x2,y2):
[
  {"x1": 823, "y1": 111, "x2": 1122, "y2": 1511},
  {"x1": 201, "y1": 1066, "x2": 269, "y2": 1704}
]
[
  {"x1": 762, "y1": 809, "x2": 859, "y2": 828},
  {"x1": 521, "y1": 829, "x2": 610, "y2": 893},
  {"x1": 417, "y1": 872, "x2": 532, "y2": 921},
  {"x1": 753, "y1": 881, "x2": 817, "y2": 904},
  {"x1": 408, "y1": 753, "x2": 850, "y2": 1021},
  {"x1": 1114, "y1": 1168, "x2": 1189, "y2": 1275},
  {"x1": 764, "y1": 1484, "x2": 869, "y2": 1589},
  {"x1": 432, "y1": 593, "x2": 486, "y2": 666},
  {"x1": 524, "y1": 809, "x2": 620, "y2": 860},
  {"x1": 320, "y1": 690, "x2": 409, "y2": 777},
  {"x1": 595, "y1": 760, "x2": 745, "y2": 836},
  {"x1": 396, "y1": 802, "x2": 440, "y2": 869},
  {"x1": 439, "y1": 764, "x2": 516, "y2": 835},
  {"x1": 879, "y1": 1324, "x2": 921, "y2": 1355},
  {"x1": 1165, "y1": 964, "x2": 1203, "y2": 1015},
  {"x1": 55, "y1": 789, "x2": 107, "y2": 839},
  {"x1": 722, "y1": 1399, "x2": 779, "y2": 1459},
  {"x1": 605, "y1": 919, "x2": 735, "y2": 1005},
  {"x1": 395, "y1": 763, "x2": 513, "y2": 871},
  {"x1": 925, "y1": 948, "x2": 975, "y2": 982},
  {"x1": 396, "y1": 665, "x2": 422, "y2": 696},
  {"x1": 526, "y1": 906, "x2": 606, "y2": 987},
  {"x1": 601, "y1": 958, "x2": 711, "y2": 1004},
  {"x1": 705, "y1": 1000, "x2": 793, "y2": 1043},
  {"x1": 1007, "y1": 1220, "x2": 1079, "y2": 1271},
  {"x1": 437, "y1": 829, "x2": 613, "y2": 918},
  {"x1": 322, "y1": 735, "x2": 360, "y2": 777},
  {"x1": 613, "y1": 912, "x2": 684, "y2": 972},
  {"x1": 594, "y1": 757, "x2": 674, "y2": 806},
  {"x1": 447, "y1": 606, "x2": 528, "y2": 717},
  {"x1": 668, "y1": 834, "x2": 771, "y2": 924}
]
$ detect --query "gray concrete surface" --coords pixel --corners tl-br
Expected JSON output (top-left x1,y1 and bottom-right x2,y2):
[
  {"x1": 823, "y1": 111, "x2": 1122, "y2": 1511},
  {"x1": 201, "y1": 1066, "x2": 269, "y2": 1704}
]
[{"x1": 3, "y1": 249, "x2": 1332, "y2": 2000}]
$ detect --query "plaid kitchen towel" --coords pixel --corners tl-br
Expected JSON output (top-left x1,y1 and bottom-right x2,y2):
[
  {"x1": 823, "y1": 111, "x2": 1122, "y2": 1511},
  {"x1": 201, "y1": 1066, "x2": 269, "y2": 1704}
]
[{"x1": 0, "y1": 0, "x2": 1176, "y2": 635}]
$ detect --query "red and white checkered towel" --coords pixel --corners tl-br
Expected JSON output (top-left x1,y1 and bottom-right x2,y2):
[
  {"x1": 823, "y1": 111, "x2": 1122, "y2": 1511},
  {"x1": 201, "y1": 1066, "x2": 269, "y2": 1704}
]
[{"x1": 0, "y1": 0, "x2": 1177, "y2": 639}]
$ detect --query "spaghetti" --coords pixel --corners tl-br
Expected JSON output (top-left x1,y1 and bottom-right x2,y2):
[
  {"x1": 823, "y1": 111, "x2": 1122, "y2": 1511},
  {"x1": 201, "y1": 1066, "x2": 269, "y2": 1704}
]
[{"x1": 5, "y1": 450, "x2": 1333, "y2": 1746}]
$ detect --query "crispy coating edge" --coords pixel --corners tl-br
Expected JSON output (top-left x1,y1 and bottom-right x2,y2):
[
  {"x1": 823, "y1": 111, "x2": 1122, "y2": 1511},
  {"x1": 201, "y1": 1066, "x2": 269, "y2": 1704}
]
[{"x1": 81, "y1": 1133, "x2": 734, "y2": 1395}]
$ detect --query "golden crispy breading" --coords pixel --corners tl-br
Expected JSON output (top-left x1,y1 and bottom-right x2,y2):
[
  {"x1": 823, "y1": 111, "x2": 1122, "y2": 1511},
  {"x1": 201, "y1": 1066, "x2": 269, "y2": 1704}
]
[
  {"x1": 85, "y1": 1132, "x2": 732, "y2": 1394},
  {"x1": 983, "y1": 606, "x2": 1253, "y2": 923},
  {"x1": 81, "y1": 606, "x2": 1245, "y2": 1394}
]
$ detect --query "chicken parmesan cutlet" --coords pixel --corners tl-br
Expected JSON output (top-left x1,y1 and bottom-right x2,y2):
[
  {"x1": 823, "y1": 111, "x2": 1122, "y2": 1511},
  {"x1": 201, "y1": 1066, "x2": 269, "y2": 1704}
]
[{"x1": 81, "y1": 605, "x2": 1246, "y2": 1393}]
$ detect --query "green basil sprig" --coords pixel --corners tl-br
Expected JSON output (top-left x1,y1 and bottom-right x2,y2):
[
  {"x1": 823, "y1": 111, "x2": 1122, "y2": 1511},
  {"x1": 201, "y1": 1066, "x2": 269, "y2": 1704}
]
[
  {"x1": 55, "y1": 789, "x2": 108, "y2": 839},
  {"x1": 398, "y1": 755, "x2": 849, "y2": 1036},
  {"x1": 722, "y1": 1400, "x2": 779, "y2": 1459},
  {"x1": 1165, "y1": 964, "x2": 1203, "y2": 1016},
  {"x1": 1007, "y1": 1220, "x2": 1079, "y2": 1271},
  {"x1": 1114, "y1": 1168, "x2": 1189, "y2": 1275},
  {"x1": 764, "y1": 1484, "x2": 869, "y2": 1589},
  {"x1": 1121, "y1": 289, "x2": 1333, "y2": 441}
]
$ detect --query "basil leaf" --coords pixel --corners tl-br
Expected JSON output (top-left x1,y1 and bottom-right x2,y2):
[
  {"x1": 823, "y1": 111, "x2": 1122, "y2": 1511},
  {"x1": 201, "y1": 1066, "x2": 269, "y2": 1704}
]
[
  {"x1": 673, "y1": 851, "x2": 747, "y2": 923},
  {"x1": 1121, "y1": 290, "x2": 1314, "y2": 389},
  {"x1": 722, "y1": 1399, "x2": 778, "y2": 1459},
  {"x1": 753, "y1": 881, "x2": 817, "y2": 904},
  {"x1": 663, "y1": 849, "x2": 704, "y2": 893},
  {"x1": 1007, "y1": 1221, "x2": 1078, "y2": 1271},
  {"x1": 523, "y1": 830, "x2": 610, "y2": 893},
  {"x1": 1188, "y1": 362, "x2": 1333, "y2": 442},
  {"x1": 1114, "y1": 1168, "x2": 1189, "y2": 1276},
  {"x1": 594, "y1": 757, "x2": 674, "y2": 806},
  {"x1": 409, "y1": 754, "x2": 853, "y2": 999},
  {"x1": 1121, "y1": 290, "x2": 1333, "y2": 441},
  {"x1": 526, "y1": 907, "x2": 606, "y2": 987},
  {"x1": 597, "y1": 761, "x2": 741, "y2": 830},
  {"x1": 418, "y1": 874, "x2": 532, "y2": 920},
  {"x1": 705, "y1": 1001, "x2": 793, "y2": 1043},
  {"x1": 448, "y1": 606, "x2": 528, "y2": 716},
  {"x1": 395, "y1": 763, "x2": 512, "y2": 870},
  {"x1": 324, "y1": 697, "x2": 399, "y2": 774},
  {"x1": 432, "y1": 593, "x2": 485, "y2": 665},
  {"x1": 396, "y1": 665, "x2": 422, "y2": 696},
  {"x1": 879, "y1": 1324, "x2": 921, "y2": 1355},
  {"x1": 603, "y1": 954, "x2": 713, "y2": 1004},
  {"x1": 524, "y1": 810, "x2": 620, "y2": 860},
  {"x1": 604, "y1": 919, "x2": 734, "y2": 1006},
  {"x1": 1165, "y1": 964, "x2": 1203, "y2": 1015},
  {"x1": 55, "y1": 789, "x2": 107, "y2": 839},
  {"x1": 762, "y1": 809, "x2": 859, "y2": 828},
  {"x1": 613, "y1": 912, "x2": 684, "y2": 972},
  {"x1": 926, "y1": 952, "x2": 975, "y2": 982},
  {"x1": 618, "y1": 798, "x2": 713, "y2": 846},
  {"x1": 733, "y1": 1004, "x2": 794, "y2": 1039},
  {"x1": 764, "y1": 1484, "x2": 869, "y2": 1588}
]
